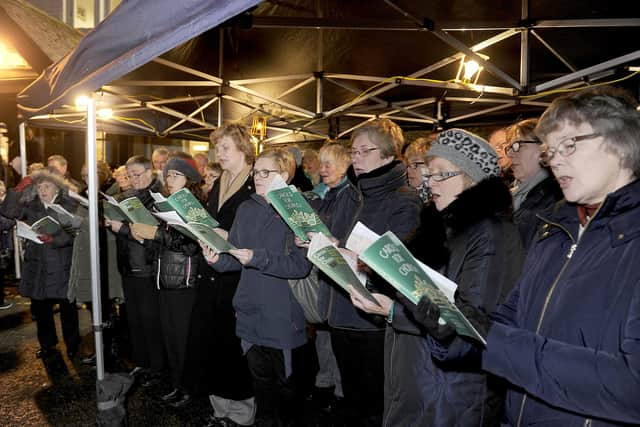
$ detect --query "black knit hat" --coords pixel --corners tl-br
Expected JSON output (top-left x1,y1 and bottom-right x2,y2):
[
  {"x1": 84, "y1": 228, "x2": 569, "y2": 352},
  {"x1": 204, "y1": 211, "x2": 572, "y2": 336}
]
[{"x1": 165, "y1": 157, "x2": 202, "y2": 183}]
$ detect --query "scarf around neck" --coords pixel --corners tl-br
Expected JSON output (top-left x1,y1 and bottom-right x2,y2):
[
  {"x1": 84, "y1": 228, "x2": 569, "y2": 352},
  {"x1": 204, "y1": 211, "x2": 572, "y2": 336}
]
[{"x1": 217, "y1": 164, "x2": 252, "y2": 211}]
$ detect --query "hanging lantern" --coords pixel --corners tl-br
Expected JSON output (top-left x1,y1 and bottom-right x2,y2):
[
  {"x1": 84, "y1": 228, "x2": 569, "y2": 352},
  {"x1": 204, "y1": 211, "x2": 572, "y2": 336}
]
[{"x1": 251, "y1": 115, "x2": 268, "y2": 140}]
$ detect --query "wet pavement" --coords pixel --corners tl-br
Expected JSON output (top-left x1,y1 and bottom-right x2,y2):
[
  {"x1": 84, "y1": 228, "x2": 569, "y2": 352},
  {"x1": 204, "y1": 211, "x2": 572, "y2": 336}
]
[{"x1": 0, "y1": 282, "x2": 212, "y2": 426}]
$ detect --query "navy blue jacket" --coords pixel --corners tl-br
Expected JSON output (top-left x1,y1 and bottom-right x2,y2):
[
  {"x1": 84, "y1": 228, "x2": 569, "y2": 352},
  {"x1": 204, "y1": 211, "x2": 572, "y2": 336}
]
[
  {"x1": 438, "y1": 178, "x2": 640, "y2": 426},
  {"x1": 325, "y1": 161, "x2": 422, "y2": 330},
  {"x1": 214, "y1": 194, "x2": 312, "y2": 350}
]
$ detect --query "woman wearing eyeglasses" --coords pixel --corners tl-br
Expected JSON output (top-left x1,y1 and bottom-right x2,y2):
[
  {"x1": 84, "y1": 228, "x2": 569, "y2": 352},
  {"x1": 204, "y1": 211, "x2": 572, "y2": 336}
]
[
  {"x1": 128, "y1": 154, "x2": 205, "y2": 408},
  {"x1": 410, "y1": 86, "x2": 640, "y2": 426},
  {"x1": 202, "y1": 148, "x2": 312, "y2": 427},
  {"x1": 505, "y1": 118, "x2": 563, "y2": 250},
  {"x1": 181, "y1": 124, "x2": 256, "y2": 427},
  {"x1": 319, "y1": 119, "x2": 422, "y2": 426},
  {"x1": 351, "y1": 128, "x2": 524, "y2": 427}
]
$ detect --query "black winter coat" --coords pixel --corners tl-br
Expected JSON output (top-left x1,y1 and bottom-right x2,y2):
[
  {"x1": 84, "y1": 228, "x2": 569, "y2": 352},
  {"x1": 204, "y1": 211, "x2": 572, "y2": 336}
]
[
  {"x1": 114, "y1": 179, "x2": 163, "y2": 278},
  {"x1": 385, "y1": 177, "x2": 525, "y2": 427},
  {"x1": 2, "y1": 189, "x2": 78, "y2": 300},
  {"x1": 325, "y1": 161, "x2": 422, "y2": 330},
  {"x1": 513, "y1": 174, "x2": 563, "y2": 251}
]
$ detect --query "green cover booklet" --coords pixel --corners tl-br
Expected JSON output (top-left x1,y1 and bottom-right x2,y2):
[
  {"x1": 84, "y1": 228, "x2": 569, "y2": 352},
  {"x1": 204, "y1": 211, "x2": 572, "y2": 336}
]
[
  {"x1": 307, "y1": 233, "x2": 380, "y2": 306},
  {"x1": 265, "y1": 175, "x2": 331, "y2": 242},
  {"x1": 16, "y1": 216, "x2": 61, "y2": 244},
  {"x1": 150, "y1": 190, "x2": 234, "y2": 253},
  {"x1": 359, "y1": 231, "x2": 486, "y2": 345},
  {"x1": 102, "y1": 193, "x2": 159, "y2": 226}
]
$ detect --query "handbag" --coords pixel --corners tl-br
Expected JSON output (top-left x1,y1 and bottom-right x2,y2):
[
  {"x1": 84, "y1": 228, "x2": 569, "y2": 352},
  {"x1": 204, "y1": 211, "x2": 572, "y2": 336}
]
[{"x1": 289, "y1": 266, "x2": 326, "y2": 324}]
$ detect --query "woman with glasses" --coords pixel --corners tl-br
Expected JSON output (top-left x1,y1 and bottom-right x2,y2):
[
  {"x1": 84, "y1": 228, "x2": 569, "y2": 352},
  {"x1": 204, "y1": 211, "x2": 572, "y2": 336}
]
[
  {"x1": 183, "y1": 124, "x2": 256, "y2": 427},
  {"x1": 351, "y1": 128, "x2": 524, "y2": 427},
  {"x1": 125, "y1": 155, "x2": 205, "y2": 407},
  {"x1": 320, "y1": 119, "x2": 421, "y2": 426},
  {"x1": 505, "y1": 118, "x2": 563, "y2": 250},
  {"x1": 202, "y1": 148, "x2": 312, "y2": 427},
  {"x1": 416, "y1": 86, "x2": 640, "y2": 426},
  {"x1": 106, "y1": 155, "x2": 165, "y2": 385}
]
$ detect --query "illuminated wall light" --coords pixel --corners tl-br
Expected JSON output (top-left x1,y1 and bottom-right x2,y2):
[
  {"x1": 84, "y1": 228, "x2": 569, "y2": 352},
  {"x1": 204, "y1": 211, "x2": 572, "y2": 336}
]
[{"x1": 192, "y1": 144, "x2": 209, "y2": 152}]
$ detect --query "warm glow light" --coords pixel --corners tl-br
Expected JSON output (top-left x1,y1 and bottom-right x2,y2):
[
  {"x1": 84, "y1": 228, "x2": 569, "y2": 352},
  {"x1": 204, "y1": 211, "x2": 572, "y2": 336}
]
[
  {"x1": 75, "y1": 95, "x2": 90, "y2": 109},
  {"x1": 192, "y1": 144, "x2": 209, "y2": 152},
  {"x1": 463, "y1": 60, "x2": 481, "y2": 81},
  {"x1": 0, "y1": 42, "x2": 29, "y2": 69},
  {"x1": 97, "y1": 108, "x2": 113, "y2": 119}
]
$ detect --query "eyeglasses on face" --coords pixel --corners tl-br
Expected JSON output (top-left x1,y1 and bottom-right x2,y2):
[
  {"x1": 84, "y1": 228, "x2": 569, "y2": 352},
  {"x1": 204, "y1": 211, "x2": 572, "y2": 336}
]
[
  {"x1": 407, "y1": 161, "x2": 426, "y2": 170},
  {"x1": 350, "y1": 147, "x2": 379, "y2": 157},
  {"x1": 539, "y1": 133, "x2": 601, "y2": 166},
  {"x1": 422, "y1": 171, "x2": 463, "y2": 183},
  {"x1": 127, "y1": 169, "x2": 149, "y2": 180},
  {"x1": 252, "y1": 169, "x2": 279, "y2": 179},
  {"x1": 165, "y1": 171, "x2": 185, "y2": 179},
  {"x1": 505, "y1": 139, "x2": 540, "y2": 155}
]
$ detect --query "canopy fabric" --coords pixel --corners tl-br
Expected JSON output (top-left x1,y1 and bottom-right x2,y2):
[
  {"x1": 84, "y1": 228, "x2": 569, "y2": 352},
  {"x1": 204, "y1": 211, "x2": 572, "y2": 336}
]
[{"x1": 17, "y1": 0, "x2": 260, "y2": 117}]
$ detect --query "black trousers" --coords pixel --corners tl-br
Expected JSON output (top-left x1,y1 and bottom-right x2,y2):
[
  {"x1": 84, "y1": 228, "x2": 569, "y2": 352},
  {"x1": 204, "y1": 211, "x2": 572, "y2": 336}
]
[
  {"x1": 246, "y1": 343, "x2": 314, "y2": 427},
  {"x1": 30, "y1": 298, "x2": 80, "y2": 353},
  {"x1": 122, "y1": 276, "x2": 165, "y2": 372},
  {"x1": 330, "y1": 328, "x2": 385, "y2": 427},
  {"x1": 158, "y1": 287, "x2": 196, "y2": 388}
]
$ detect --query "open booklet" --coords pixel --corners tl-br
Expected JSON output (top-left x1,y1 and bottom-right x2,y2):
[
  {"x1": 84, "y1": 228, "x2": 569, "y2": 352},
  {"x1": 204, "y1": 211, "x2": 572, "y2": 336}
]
[
  {"x1": 266, "y1": 174, "x2": 332, "y2": 242},
  {"x1": 48, "y1": 204, "x2": 83, "y2": 229},
  {"x1": 16, "y1": 216, "x2": 61, "y2": 244},
  {"x1": 346, "y1": 222, "x2": 485, "y2": 345},
  {"x1": 307, "y1": 233, "x2": 380, "y2": 307},
  {"x1": 101, "y1": 193, "x2": 159, "y2": 226},
  {"x1": 149, "y1": 189, "x2": 234, "y2": 253}
]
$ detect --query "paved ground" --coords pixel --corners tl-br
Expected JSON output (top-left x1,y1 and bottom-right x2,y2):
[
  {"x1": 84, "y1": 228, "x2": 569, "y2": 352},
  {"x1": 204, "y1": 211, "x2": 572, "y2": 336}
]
[
  {"x1": 0, "y1": 282, "x2": 340, "y2": 426},
  {"x1": 0, "y1": 282, "x2": 213, "y2": 427}
]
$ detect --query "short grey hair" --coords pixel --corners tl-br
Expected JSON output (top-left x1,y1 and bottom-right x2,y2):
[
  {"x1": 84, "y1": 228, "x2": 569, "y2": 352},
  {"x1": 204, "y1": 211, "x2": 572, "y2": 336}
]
[{"x1": 535, "y1": 86, "x2": 640, "y2": 177}]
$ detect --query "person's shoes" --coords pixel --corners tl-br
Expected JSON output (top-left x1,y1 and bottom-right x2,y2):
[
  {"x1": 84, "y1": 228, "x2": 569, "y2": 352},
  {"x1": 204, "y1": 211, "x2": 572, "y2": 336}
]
[
  {"x1": 35, "y1": 347, "x2": 57, "y2": 359},
  {"x1": 205, "y1": 416, "x2": 241, "y2": 427},
  {"x1": 160, "y1": 388, "x2": 180, "y2": 402},
  {"x1": 168, "y1": 391, "x2": 191, "y2": 408},
  {"x1": 0, "y1": 302, "x2": 13, "y2": 310},
  {"x1": 81, "y1": 354, "x2": 97, "y2": 365},
  {"x1": 140, "y1": 372, "x2": 162, "y2": 388},
  {"x1": 128, "y1": 366, "x2": 145, "y2": 377}
]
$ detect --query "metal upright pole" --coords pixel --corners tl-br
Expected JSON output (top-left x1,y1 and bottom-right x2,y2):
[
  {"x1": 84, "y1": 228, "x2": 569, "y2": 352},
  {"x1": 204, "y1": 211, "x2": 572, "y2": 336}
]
[
  {"x1": 18, "y1": 123, "x2": 26, "y2": 177},
  {"x1": 217, "y1": 27, "x2": 224, "y2": 127},
  {"x1": 86, "y1": 96, "x2": 105, "y2": 381}
]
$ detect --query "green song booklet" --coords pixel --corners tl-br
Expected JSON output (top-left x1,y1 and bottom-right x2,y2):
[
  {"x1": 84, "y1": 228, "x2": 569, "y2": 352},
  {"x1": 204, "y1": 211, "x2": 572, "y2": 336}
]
[
  {"x1": 102, "y1": 193, "x2": 159, "y2": 226},
  {"x1": 265, "y1": 174, "x2": 331, "y2": 242}
]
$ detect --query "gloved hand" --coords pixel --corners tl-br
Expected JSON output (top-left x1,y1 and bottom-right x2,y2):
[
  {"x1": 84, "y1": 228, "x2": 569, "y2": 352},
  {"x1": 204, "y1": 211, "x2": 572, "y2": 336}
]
[
  {"x1": 14, "y1": 176, "x2": 33, "y2": 193},
  {"x1": 130, "y1": 223, "x2": 158, "y2": 241},
  {"x1": 38, "y1": 233, "x2": 54, "y2": 244},
  {"x1": 457, "y1": 300, "x2": 490, "y2": 338},
  {"x1": 396, "y1": 292, "x2": 457, "y2": 342}
]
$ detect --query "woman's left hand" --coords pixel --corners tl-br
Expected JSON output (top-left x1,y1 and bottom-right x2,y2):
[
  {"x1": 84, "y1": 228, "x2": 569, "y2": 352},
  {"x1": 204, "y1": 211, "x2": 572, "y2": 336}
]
[
  {"x1": 349, "y1": 287, "x2": 392, "y2": 316},
  {"x1": 229, "y1": 248, "x2": 253, "y2": 265}
]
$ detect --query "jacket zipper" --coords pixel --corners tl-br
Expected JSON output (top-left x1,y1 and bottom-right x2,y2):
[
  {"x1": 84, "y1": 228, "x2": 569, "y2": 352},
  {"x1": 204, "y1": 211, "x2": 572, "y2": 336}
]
[
  {"x1": 156, "y1": 257, "x2": 161, "y2": 290},
  {"x1": 516, "y1": 218, "x2": 577, "y2": 427},
  {"x1": 584, "y1": 419, "x2": 592, "y2": 427}
]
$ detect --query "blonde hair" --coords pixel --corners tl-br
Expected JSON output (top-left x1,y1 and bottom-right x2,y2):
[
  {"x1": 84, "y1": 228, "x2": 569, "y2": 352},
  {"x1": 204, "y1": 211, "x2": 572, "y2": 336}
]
[
  {"x1": 319, "y1": 143, "x2": 351, "y2": 173},
  {"x1": 257, "y1": 148, "x2": 296, "y2": 184},
  {"x1": 351, "y1": 118, "x2": 404, "y2": 159},
  {"x1": 210, "y1": 123, "x2": 256, "y2": 165},
  {"x1": 404, "y1": 138, "x2": 431, "y2": 160}
]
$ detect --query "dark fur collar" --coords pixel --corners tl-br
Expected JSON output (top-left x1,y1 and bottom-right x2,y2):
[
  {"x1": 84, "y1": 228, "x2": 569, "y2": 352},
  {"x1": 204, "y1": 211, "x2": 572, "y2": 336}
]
[{"x1": 440, "y1": 176, "x2": 513, "y2": 236}]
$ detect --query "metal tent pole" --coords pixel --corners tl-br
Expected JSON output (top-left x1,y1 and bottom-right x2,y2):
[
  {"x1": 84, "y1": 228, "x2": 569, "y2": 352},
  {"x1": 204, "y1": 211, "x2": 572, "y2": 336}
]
[{"x1": 86, "y1": 96, "x2": 105, "y2": 381}]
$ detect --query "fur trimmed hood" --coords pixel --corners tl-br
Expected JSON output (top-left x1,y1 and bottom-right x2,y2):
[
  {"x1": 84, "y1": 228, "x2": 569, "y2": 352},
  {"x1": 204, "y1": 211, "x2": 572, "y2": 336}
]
[
  {"x1": 20, "y1": 169, "x2": 78, "y2": 204},
  {"x1": 440, "y1": 176, "x2": 513, "y2": 236}
]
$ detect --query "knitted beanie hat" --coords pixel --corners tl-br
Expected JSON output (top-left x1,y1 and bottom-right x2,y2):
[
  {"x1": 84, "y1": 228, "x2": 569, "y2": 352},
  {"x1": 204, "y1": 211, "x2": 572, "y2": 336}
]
[
  {"x1": 427, "y1": 128, "x2": 501, "y2": 182},
  {"x1": 165, "y1": 157, "x2": 202, "y2": 183}
]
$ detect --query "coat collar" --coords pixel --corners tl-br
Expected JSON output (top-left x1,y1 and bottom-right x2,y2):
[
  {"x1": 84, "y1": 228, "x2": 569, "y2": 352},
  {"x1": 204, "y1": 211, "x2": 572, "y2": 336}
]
[
  {"x1": 440, "y1": 176, "x2": 512, "y2": 236},
  {"x1": 350, "y1": 161, "x2": 408, "y2": 198}
]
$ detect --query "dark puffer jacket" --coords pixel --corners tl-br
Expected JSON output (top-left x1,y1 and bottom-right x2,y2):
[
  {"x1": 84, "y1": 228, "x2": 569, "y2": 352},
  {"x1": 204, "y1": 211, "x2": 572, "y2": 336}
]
[
  {"x1": 114, "y1": 179, "x2": 163, "y2": 278},
  {"x1": 326, "y1": 161, "x2": 422, "y2": 330},
  {"x1": 2, "y1": 189, "x2": 78, "y2": 300},
  {"x1": 154, "y1": 225, "x2": 202, "y2": 290},
  {"x1": 386, "y1": 177, "x2": 525, "y2": 427},
  {"x1": 477, "y1": 178, "x2": 640, "y2": 427}
]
